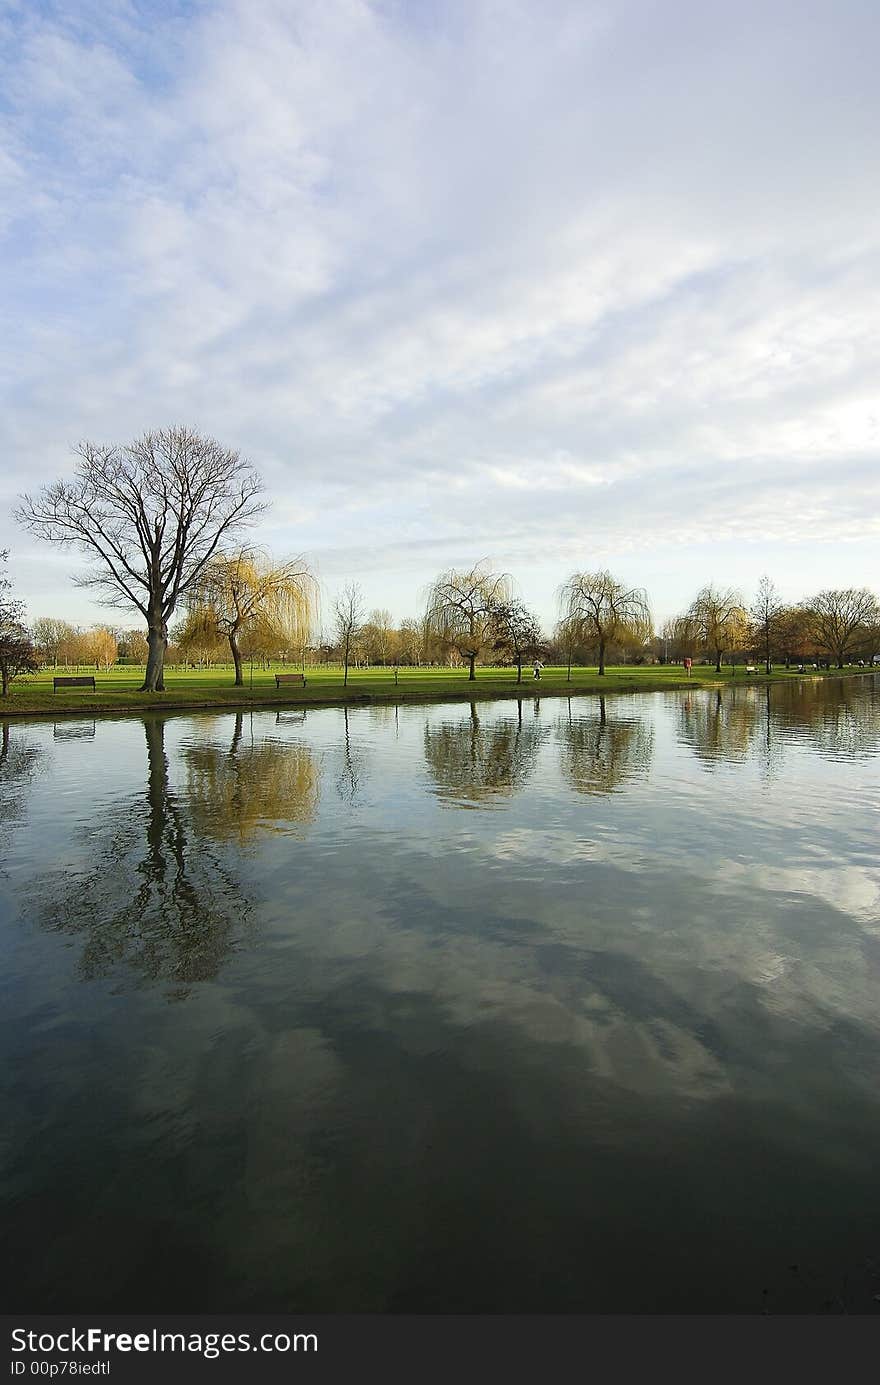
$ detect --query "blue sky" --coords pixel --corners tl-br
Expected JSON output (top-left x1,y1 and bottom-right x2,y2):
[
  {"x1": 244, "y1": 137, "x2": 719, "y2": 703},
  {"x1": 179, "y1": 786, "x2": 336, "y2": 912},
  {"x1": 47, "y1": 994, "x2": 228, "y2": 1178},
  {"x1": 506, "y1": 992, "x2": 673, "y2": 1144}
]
[{"x1": 2, "y1": 0, "x2": 879, "y2": 635}]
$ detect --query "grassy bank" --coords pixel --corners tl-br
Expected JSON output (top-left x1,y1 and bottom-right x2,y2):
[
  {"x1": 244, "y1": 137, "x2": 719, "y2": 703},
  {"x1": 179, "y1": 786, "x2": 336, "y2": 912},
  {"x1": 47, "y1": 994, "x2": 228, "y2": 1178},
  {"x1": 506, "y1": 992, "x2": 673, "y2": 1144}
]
[{"x1": 1, "y1": 662, "x2": 874, "y2": 720}]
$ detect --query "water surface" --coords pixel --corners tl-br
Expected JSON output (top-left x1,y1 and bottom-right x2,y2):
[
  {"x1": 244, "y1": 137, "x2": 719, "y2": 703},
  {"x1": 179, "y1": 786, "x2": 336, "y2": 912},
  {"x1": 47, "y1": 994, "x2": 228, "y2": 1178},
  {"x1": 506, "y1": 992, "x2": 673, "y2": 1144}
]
[{"x1": 2, "y1": 678, "x2": 879, "y2": 1312}]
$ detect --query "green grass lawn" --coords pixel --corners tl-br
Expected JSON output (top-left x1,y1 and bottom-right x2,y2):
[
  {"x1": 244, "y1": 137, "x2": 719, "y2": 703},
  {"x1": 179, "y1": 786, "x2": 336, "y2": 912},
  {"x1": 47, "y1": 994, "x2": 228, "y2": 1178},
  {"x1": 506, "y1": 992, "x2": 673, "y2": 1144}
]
[{"x1": 2, "y1": 660, "x2": 873, "y2": 718}]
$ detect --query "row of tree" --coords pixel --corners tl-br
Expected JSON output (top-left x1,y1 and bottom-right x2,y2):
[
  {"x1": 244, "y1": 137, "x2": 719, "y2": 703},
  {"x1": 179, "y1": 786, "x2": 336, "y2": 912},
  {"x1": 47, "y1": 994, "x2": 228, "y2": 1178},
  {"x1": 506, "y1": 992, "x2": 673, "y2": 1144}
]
[
  {"x1": 15, "y1": 567, "x2": 880, "y2": 680},
  {"x1": 6, "y1": 546, "x2": 880, "y2": 696},
  {"x1": 3, "y1": 426, "x2": 879, "y2": 693},
  {"x1": 29, "y1": 619, "x2": 141, "y2": 669},
  {"x1": 658, "y1": 578, "x2": 880, "y2": 674},
  {"x1": 332, "y1": 567, "x2": 880, "y2": 685}
]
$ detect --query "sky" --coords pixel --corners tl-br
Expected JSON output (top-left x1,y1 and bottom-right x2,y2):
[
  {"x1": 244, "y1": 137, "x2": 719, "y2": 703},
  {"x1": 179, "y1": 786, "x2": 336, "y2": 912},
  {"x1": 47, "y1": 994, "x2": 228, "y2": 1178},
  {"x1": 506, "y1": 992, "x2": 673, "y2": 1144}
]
[{"x1": 2, "y1": 0, "x2": 879, "y2": 636}]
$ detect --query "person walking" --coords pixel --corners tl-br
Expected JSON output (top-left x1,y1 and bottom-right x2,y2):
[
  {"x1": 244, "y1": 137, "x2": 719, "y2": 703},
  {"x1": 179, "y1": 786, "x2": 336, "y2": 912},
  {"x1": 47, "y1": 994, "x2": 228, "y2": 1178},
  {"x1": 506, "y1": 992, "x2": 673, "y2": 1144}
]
[{"x1": 533, "y1": 660, "x2": 543, "y2": 680}]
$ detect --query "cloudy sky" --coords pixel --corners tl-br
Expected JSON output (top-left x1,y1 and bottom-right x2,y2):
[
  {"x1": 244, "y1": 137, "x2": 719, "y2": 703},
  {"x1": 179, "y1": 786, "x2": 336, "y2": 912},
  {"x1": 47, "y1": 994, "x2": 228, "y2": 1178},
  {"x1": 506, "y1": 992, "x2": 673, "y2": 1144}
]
[{"x1": 2, "y1": 0, "x2": 878, "y2": 633}]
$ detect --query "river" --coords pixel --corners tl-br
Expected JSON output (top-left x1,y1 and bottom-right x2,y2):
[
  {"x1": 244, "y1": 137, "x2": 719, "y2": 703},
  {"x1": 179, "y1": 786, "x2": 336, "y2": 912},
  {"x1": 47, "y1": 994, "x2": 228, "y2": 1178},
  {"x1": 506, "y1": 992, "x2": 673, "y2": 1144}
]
[{"x1": 2, "y1": 677, "x2": 879, "y2": 1311}]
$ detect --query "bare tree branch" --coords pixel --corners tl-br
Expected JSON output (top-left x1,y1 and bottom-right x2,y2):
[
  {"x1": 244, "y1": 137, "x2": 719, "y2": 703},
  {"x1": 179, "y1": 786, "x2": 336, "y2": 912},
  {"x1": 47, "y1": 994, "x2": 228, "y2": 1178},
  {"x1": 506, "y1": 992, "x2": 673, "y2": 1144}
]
[{"x1": 16, "y1": 426, "x2": 266, "y2": 690}]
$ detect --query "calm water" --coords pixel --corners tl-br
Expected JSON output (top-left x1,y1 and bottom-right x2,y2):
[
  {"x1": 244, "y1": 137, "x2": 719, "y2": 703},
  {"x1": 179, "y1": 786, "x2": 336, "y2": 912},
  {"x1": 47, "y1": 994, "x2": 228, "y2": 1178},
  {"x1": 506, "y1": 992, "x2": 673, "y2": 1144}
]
[{"x1": 2, "y1": 678, "x2": 880, "y2": 1313}]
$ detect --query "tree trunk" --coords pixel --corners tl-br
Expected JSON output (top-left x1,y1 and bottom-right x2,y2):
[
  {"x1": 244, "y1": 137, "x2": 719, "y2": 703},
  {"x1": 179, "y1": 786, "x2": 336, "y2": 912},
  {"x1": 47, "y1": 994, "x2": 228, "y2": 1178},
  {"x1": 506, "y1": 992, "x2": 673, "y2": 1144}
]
[
  {"x1": 230, "y1": 711, "x2": 244, "y2": 757},
  {"x1": 715, "y1": 649, "x2": 722, "y2": 673},
  {"x1": 229, "y1": 632, "x2": 244, "y2": 686},
  {"x1": 141, "y1": 612, "x2": 168, "y2": 692},
  {"x1": 516, "y1": 655, "x2": 522, "y2": 684},
  {"x1": 598, "y1": 639, "x2": 606, "y2": 676},
  {"x1": 1, "y1": 667, "x2": 8, "y2": 697},
  {"x1": 144, "y1": 716, "x2": 169, "y2": 877},
  {"x1": 468, "y1": 652, "x2": 476, "y2": 681}
]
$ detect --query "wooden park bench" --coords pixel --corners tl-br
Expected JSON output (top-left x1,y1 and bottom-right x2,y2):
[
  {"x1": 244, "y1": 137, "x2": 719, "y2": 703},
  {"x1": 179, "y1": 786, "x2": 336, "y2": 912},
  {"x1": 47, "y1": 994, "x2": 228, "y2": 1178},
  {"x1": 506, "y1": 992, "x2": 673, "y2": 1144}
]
[
  {"x1": 53, "y1": 675, "x2": 96, "y2": 692},
  {"x1": 274, "y1": 672, "x2": 306, "y2": 689}
]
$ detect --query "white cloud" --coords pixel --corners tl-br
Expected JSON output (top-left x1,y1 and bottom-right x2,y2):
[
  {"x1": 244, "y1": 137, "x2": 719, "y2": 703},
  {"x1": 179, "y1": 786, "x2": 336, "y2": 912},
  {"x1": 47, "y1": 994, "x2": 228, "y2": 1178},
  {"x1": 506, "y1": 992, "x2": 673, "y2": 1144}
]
[{"x1": 2, "y1": 0, "x2": 880, "y2": 625}]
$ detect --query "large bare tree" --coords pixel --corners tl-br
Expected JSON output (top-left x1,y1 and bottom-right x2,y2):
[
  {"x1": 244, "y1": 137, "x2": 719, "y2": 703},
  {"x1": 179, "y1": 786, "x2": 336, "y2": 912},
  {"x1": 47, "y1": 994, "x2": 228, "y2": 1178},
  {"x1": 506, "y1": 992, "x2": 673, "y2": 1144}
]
[
  {"x1": 559, "y1": 570, "x2": 652, "y2": 676},
  {"x1": 808, "y1": 588, "x2": 880, "y2": 668},
  {"x1": 16, "y1": 426, "x2": 266, "y2": 691},
  {"x1": 425, "y1": 562, "x2": 511, "y2": 681}
]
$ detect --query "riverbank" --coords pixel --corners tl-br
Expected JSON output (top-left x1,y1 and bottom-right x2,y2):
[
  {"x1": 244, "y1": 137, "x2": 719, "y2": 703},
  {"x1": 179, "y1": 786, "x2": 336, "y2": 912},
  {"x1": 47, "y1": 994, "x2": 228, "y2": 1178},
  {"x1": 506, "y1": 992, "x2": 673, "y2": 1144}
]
[{"x1": 1, "y1": 663, "x2": 873, "y2": 720}]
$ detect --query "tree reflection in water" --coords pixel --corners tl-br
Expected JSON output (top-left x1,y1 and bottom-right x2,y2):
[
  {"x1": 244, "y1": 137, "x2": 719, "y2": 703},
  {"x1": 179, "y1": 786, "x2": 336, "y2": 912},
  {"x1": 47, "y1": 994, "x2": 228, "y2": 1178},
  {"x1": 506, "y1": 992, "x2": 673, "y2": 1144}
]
[
  {"x1": 677, "y1": 687, "x2": 754, "y2": 767},
  {"x1": 184, "y1": 711, "x2": 320, "y2": 843},
  {"x1": 336, "y1": 704, "x2": 366, "y2": 806},
  {"x1": 0, "y1": 722, "x2": 42, "y2": 870},
  {"x1": 676, "y1": 676, "x2": 880, "y2": 771},
  {"x1": 556, "y1": 695, "x2": 654, "y2": 795},
  {"x1": 30, "y1": 717, "x2": 260, "y2": 996},
  {"x1": 423, "y1": 700, "x2": 545, "y2": 807},
  {"x1": 777, "y1": 675, "x2": 880, "y2": 760}
]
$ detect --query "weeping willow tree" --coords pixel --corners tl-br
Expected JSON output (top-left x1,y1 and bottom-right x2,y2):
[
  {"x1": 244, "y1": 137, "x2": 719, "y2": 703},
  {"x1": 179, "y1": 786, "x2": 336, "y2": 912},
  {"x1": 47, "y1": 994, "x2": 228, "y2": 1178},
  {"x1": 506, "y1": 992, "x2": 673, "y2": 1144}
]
[
  {"x1": 558, "y1": 570, "x2": 652, "y2": 676},
  {"x1": 186, "y1": 549, "x2": 317, "y2": 686},
  {"x1": 425, "y1": 562, "x2": 512, "y2": 681},
  {"x1": 686, "y1": 584, "x2": 747, "y2": 673}
]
